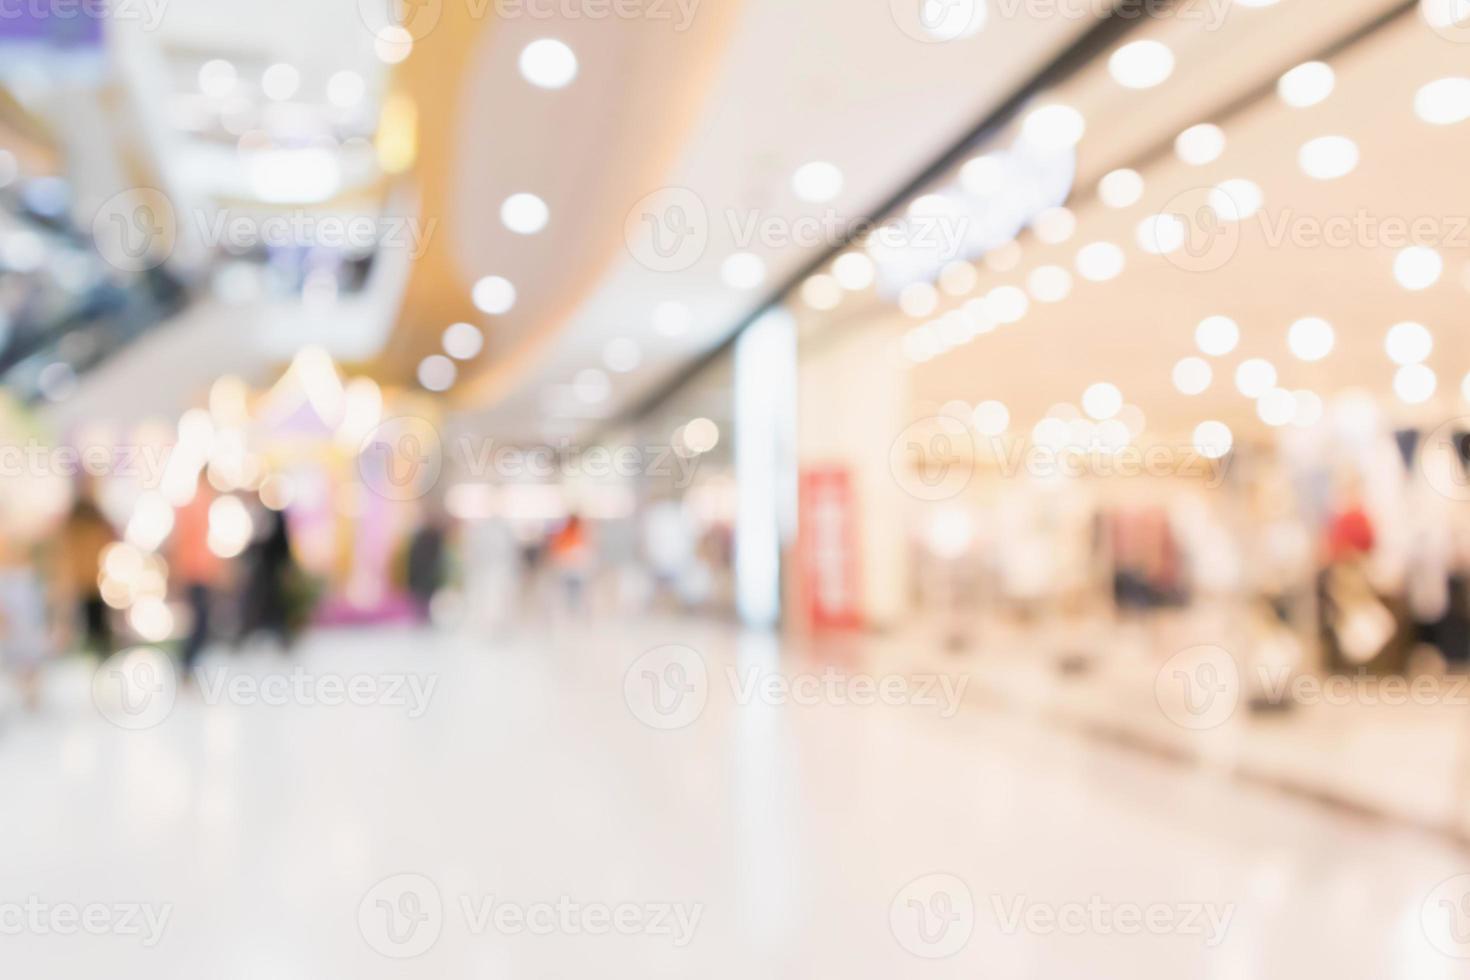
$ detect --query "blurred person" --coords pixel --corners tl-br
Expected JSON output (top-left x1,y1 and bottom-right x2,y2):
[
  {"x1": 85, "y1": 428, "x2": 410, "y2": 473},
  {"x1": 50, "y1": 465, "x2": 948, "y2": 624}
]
[
  {"x1": 59, "y1": 495, "x2": 114, "y2": 655},
  {"x1": 240, "y1": 507, "x2": 296, "y2": 649},
  {"x1": 0, "y1": 538, "x2": 49, "y2": 712},
  {"x1": 171, "y1": 480, "x2": 224, "y2": 677},
  {"x1": 405, "y1": 514, "x2": 449, "y2": 624},
  {"x1": 548, "y1": 513, "x2": 592, "y2": 615}
]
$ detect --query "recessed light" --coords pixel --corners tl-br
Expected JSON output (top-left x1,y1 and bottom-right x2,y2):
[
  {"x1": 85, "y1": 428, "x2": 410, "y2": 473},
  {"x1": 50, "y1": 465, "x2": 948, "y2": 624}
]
[
  {"x1": 1415, "y1": 77, "x2": 1470, "y2": 125},
  {"x1": 472, "y1": 275, "x2": 516, "y2": 315},
  {"x1": 1395, "y1": 246, "x2": 1444, "y2": 290},
  {"x1": 832, "y1": 253, "x2": 875, "y2": 291},
  {"x1": 792, "y1": 161, "x2": 844, "y2": 203},
  {"x1": 1021, "y1": 104, "x2": 1085, "y2": 150},
  {"x1": 1193, "y1": 421, "x2": 1233, "y2": 460},
  {"x1": 1195, "y1": 315, "x2": 1240, "y2": 356},
  {"x1": 418, "y1": 355, "x2": 456, "y2": 392},
  {"x1": 261, "y1": 63, "x2": 300, "y2": 102},
  {"x1": 1209, "y1": 178, "x2": 1262, "y2": 221},
  {"x1": 1173, "y1": 357, "x2": 1212, "y2": 395},
  {"x1": 1082, "y1": 382, "x2": 1123, "y2": 420},
  {"x1": 1395, "y1": 363, "x2": 1437, "y2": 404},
  {"x1": 1026, "y1": 265, "x2": 1072, "y2": 303},
  {"x1": 1278, "y1": 61, "x2": 1335, "y2": 108},
  {"x1": 1098, "y1": 168, "x2": 1143, "y2": 208},
  {"x1": 1108, "y1": 40, "x2": 1175, "y2": 89},
  {"x1": 1298, "y1": 135, "x2": 1358, "y2": 180},
  {"x1": 1287, "y1": 317, "x2": 1335, "y2": 362},
  {"x1": 1136, "y1": 213, "x2": 1186, "y2": 255},
  {"x1": 1175, "y1": 124, "x2": 1225, "y2": 165},
  {"x1": 519, "y1": 38, "x2": 578, "y2": 89},
  {"x1": 721, "y1": 252, "x2": 766, "y2": 290},
  {"x1": 442, "y1": 322, "x2": 484, "y2": 360},
  {"x1": 1235, "y1": 358, "x2": 1277, "y2": 397},
  {"x1": 1385, "y1": 321, "x2": 1433, "y2": 364},
  {"x1": 500, "y1": 193, "x2": 549, "y2": 235},
  {"x1": 327, "y1": 70, "x2": 367, "y2": 108},
  {"x1": 972, "y1": 400, "x2": 1010, "y2": 436},
  {"x1": 1076, "y1": 241, "x2": 1124, "y2": 281}
]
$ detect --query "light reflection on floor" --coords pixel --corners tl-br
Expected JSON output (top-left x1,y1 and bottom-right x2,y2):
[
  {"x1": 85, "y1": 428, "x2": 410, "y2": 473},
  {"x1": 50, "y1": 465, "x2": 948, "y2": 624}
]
[{"x1": 0, "y1": 620, "x2": 1466, "y2": 978}]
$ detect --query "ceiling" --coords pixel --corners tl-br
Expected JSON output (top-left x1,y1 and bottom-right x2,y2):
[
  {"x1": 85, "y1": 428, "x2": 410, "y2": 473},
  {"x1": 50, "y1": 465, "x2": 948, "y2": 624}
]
[
  {"x1": 382, "y1": 0, "x2": 1096, "y2": 438},
  {"x1": 810, "y1": 0, "x2": 1470, "y2": 449}
]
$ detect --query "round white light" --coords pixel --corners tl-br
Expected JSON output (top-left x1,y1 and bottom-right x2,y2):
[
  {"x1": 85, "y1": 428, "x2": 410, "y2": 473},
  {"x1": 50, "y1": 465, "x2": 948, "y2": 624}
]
[
  {"x1": 1193, "y1": 421, "x2": 1233, "y2": 460},
  {"x1": 1175, "y1": 124, "x2": 1225, "y2": 165},
  {"x1": 792, "y1": 161, "x2": 844, "y2": 203},
  {"x1": 500, "y1": 193, "x2": 549, "y2": 235},
  {"x1": 832, "y1": 253, "x2": 875, "y2": 291},
  {"x1": 1076, "y1": 241, "x2": 1125, "y2": 282},
  {"x1": 1032, "y1": 206, "x2": 1076, "y2": 244},
  {"x1": 1098, "y1": 168, "x2": 1144, "y2": 208},
  {"x1": 1209, "y1": 178, "x2": 1262, "y2": 221},
  {"x1": 198, "y1": 59, "x2": 237, "y2": 98},
  {"x1": 683, "y1": 418, "x2": 721, "y2": 454},
  {"x1": 984, "y1": 285, "x2": 1029, "y2": 324},
  {"x1": 1385, "y1": 321, "x2": 1434, "y2": 364},
  {"x1": 1422, "y1": 0, "x2": 1470, "y2": 29},
  {"x1": 374, "y1": 26, "x2": 414, "y2": 65},
  {"x1": 1415, "y1": 77, "x2": 1470, "y2": 125},
  {"x1": 1173, "y1": 357, "x2": 1212, "y2": 395},
  {"x1": 519, "y1": 38, "x2": 578, "y2": 89},
  {"x1": 972, "y1": 400, "x2": 1010, "y2": 437},
  {"x1": 1394, "y1": 246, "x2": 1443, "y2": 290},
  {"x1": 1196, "y1": 315, "x2": 1240, "y2": 356},
  {"x1": 1277, "y1": 61, "x2": 1335, "y2": 108},
  {"x1": 418, "y1": 355, "x2": 456, "y2": 392},
  {"x1": 472, "y1": 275, "x2": 516, "y2": 315},
  {"x1": 721, "y1": 252, "x2": 766, "y2": 290},
  {"x1": 327, "y1": 70, "x2": 366, "y2": 108},
  {"x1": 1137, "y1": 213, "x2": 1186, "y2": 255},
  {"x1": 1257, "y1": 388, "x2": 1297, "y2": 427},
  {"x1": 801, "y1": 273, "x2": 843, "y2": 310},
  {"x1": 1298, "y1": 135, "x2": 1358, "y2": 180},
  {"x1": 961, "y1": 154, "x2": 1005, "y2": 196},
  {"x1": 1288, "y1": 317, "x2": 1335, "y2": 362},
  {"x1": 1026, "y1": 265, "x2": 1072, "y2": 303},
  {"x1": 603, "y1": 337, "x2": 642, "y2": 373},
  {"x1": 574, "y1": 368, "x2": 611, "y2": 404},
  {"x1": 261, "y1": 63, "x2": 300, "y2": 101},
  {"x1": 1395, "y1": 363, "x2": 1437, "y2": 404},
  {"x1": 1293, "y1": 390, "x2": 1324, "y2": 428},
  {"x1": 899, "y1": 281, "x2": 940, "y2": 317},
  {"x1": 653, "y1": 301, "x2": 692, "y2": 336},
  {"x1": 1109, "y1": 40, "x2": 1175, "y2": 89},
  {"x1": 1021, "y1": 104, "x2": 1085, "y2": 150},
  {"x1": 1235, "y1": 358, "x2": 1277, "y2": 398},
  {"x1": 1082, "y1": 382, "x2": 1123, "y2": 420},
  {"x1": 442, "y1": 322, "x2": 483, "y2": 360}
]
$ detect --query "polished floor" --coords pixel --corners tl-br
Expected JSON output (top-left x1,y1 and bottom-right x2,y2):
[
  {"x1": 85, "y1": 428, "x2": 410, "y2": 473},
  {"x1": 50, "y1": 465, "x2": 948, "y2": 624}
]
[{"x1": 1, "y1": 619, "x2": 1468, "y2": 978}]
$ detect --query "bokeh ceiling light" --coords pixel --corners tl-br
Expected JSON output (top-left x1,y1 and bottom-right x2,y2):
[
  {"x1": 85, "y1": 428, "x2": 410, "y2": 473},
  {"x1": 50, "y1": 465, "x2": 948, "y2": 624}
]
[
  {"x1": 442, "y1": 322, "x2": 484, "y2": 360},
  {"x1": 1394, "y1": 246, "x2": 1443, "y2": 290},
  {"x1": 1193, "y1": 421, "x2": 1233, "y2": 460},
  {"x1": 1235, "y1": 358, "x2": 1278, "y2": 397},
  {"x1": 832, "y1": 252, "x2": 876, "y2": 290},
  {"x1": 1298, "y1": 135, "x2": 1359, "y2": 179},
  {"x1": 500, "y1": 193, "x2": 549, "y2": 235},
  {"x1": 472, "y1": 275, "x2": 516, "y2": 315},
  {"x1": 1082, "y1": 382, "x2": 1123, "y2": 420},
  {"x1": 801, "y1": 273, "x2": 843, "y2": 310},
  {"x1": 1385, "y1": 320, "x2": 1433, "y2": 364},
  {"x1": 418, "y1": 355, "x2": 456, "y2": 392},
  {"x1": 1394, "y1": 363, "x2": 1437, "y2": 404},
  {"x1": 1173, "y1": 357, "x2": 1212, "y2": 395},
  {"x1": 1075, "y1": 241, "x2": 1124, "y2": 281},
  {"x1": 1196, "y1": 315, "x2": 1240, "y2": 356},
  {"x1": 792, "y1": 161, "x2": 844, "y2": 203},
  {"x1": 1287, "y1": 317, "x2": 1335, "y2": 362},
  {"x1": 1098, "y1": 169, "x2": 1144, "y2": 208},
  {"x1": 1175, "y1": 124, "x2": 1225, "y2": 165},
  {"x1": 1414, "y1": 77, "x2": 1470, "y2": 125},
  {"x1": 1108, "y1": 40, "x2": 1175, "y2": 89},
  {"x1": 1277, "y1": 61, "x2": 1335, "y2": 107},
  {"x1": 520, "y1": 39, "x2": 578, "y2": 89},
  {"x1": 1026, "y1": 265, "x2": 1072, "y2": 303},
  {"x1": 721, "y1": 252, "x2": 767, "y2": 290},
  {"x1": 1021, "y1": 104, "x2": 1086, "y2": 150},
  {"x1": 1209, "y1": 178, "x2": 1263, "y2": 221},
  {"x1": 972, "y1": 400, "x2": 1010, "y2": 437}
]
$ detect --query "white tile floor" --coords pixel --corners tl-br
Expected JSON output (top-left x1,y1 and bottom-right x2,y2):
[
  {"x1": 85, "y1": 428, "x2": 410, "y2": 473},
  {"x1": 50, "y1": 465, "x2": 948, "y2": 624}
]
[{"x1": 2, "y1": 618, "x2": 1469, "y2": 978}]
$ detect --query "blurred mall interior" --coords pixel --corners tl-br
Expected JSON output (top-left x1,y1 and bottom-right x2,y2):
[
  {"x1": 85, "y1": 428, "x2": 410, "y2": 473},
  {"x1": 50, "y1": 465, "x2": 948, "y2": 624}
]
[{"x1": 5, "y1": 0, "x2": 1470, "y2": 975}]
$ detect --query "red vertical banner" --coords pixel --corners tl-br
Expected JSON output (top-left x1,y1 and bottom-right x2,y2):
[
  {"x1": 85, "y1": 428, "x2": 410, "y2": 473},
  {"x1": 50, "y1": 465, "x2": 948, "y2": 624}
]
[{"x1": 798, "y1": 466, "x2": 863, "y2": 630}]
